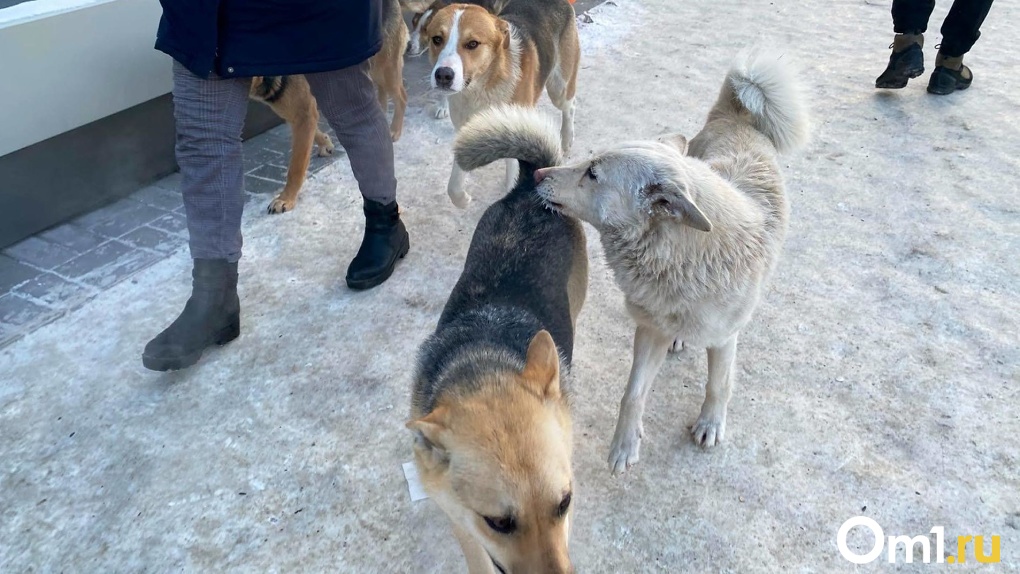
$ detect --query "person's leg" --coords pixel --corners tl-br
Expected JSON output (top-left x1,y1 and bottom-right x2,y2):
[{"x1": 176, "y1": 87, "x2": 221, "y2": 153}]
[
  {"x1": 142, "y1": 62, "x2": 250, "y2": 371},
  {"x1": 927, "y1": 0, "x2": 994, "y2": 94},
  {"x1": 892, "y1": 0, "x2": 935, "y2": 34},
  {"x1": 305, "y1": 62, "x2": 409, "y2": 290},
  {"x1": 940, "y1": 0, "x2": 994, "y2": 57},
  {"x1": 877, "y1": 0, "x2": 935, "y2": 88}
]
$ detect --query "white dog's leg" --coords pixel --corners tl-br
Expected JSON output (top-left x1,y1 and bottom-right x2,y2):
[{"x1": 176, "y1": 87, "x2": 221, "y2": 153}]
[
  {"x1": 452, "y1": 522, "x2": 497, "y2": 574},
  {"x1": 560, "y1": 98, "x2": 575, "y2": 155},
  {"x1": 608, "y1": 324, "x2": 673, "y2": 475},
  {"x1": 447, "y1": 163, "x2": 470, "y2": 208},
  {"x1": 692, "y1": 334, "x2": 738, "y2": 448},
  {"x1": 504, "y1": 159, "x2": 519, "y2": 191},
  {"x1": 434, "y1": 94, "x2": 450, "y2": 119}
]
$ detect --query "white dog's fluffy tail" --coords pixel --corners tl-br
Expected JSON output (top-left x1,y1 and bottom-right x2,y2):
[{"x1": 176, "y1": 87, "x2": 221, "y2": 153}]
[
  {"x1": 454, "y1": 105, "x2": 563, "y2": 171},
  {"x1": 720, "y1": 50, "x2": 809, "y2": 154}
]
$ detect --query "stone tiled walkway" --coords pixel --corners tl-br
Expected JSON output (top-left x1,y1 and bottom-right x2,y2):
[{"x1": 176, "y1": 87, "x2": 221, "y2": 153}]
[{"x1": 0, "y1": 121, "x2": 342, "y2": 348}]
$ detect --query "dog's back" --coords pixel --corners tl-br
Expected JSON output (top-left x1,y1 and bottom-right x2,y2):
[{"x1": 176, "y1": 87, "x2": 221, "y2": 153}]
[
  {"x1": 413, "y1": 107, "x2": 587, "y2": 414},
  {"x1": 689, "y1": 51, "x2": 809, "y2": 220}
]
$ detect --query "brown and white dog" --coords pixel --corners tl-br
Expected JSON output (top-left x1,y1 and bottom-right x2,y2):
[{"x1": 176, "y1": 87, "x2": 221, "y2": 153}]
[{"x1": 425, "y1": 0, "x2": 579, "y2": 208}]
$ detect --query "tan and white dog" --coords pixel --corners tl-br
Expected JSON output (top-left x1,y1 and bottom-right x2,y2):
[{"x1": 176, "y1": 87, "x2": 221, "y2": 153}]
[
  {"x1": 425, "y1": 0, "x2": 579, "y2": 207},
  {"x1": 534, "y1": 50, "x2": 809, "y2": 474}
]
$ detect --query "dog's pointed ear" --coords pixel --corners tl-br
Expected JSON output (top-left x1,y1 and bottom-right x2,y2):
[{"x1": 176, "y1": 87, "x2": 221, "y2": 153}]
[
  {"x1": 644, "y1": 181, "x2": 712, "y2": 232},
  {"x1": 521, "y1": 330, "x2": 561, "y2": 399},
  {"x1": 406, "y1": 406, "x2": 451, "y2": 469},
  {"x1": 497, "y1": 18, "x2": 511, "y2": 50},
  {"x1": 657, "y1": 133, "x2": 689, "y2": 155}
]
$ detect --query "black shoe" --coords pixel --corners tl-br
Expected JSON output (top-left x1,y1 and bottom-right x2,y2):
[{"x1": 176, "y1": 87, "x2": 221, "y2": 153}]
[
  {"x1": 346, "y1": 199, "x2": 410, "y2": 290},
  {"x1": 927, "y1": 64, "x2": 972, "y2": 95},
  {"x1": 142, "y1": 259, "x2": 240, "y2": 371},
  {"x1": 876, "y1": 42, "x2": 925, "y2": 89}
]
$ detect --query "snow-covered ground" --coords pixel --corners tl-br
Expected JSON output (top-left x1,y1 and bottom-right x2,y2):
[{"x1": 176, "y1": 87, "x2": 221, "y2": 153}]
[{"x1": 1, "y1": 0, "x2": 1018, "y2": 571}]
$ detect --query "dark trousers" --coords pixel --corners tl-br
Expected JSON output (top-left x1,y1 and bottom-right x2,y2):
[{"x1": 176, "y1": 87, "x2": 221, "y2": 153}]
[
  {"x1": 171, "y1": 60, "x2": 396, "y2": 262},
  {"x1": 892, "y1": 0, "x2": 994, "y2": 57}
]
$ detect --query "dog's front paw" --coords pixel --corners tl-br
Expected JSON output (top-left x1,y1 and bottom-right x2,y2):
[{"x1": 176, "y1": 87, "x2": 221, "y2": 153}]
[
  {"x1": 267, "y1": 195, "x2": 295, "y2": 214},
  {"x1": 691, "y1": 412, "x2": 726, "y2": 448},
  {"x1": 669, "y1": 339, "x2": 684, "y2": 353},
  {"x1": 448, "y1": 190, "x2": 471, "y2": 209},
  {"x1": 434, "y1": 103, "x2": 450, "y2": 120},
  {"x1": 607, "y1": 423, "x2": 643, "y2": 475},
  {"x1": 318, "y1": 143, "x2": 335, "y2": 157}
]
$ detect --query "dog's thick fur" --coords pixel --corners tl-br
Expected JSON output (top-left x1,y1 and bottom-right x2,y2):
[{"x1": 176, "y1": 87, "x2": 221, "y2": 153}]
[
  {"x1": 535, "y1": 50, "x2": 809, "y2": 474},
  {"x1": 370, "y1": 0, "x2": 410, "y2": 141},
  {"x1": 408, "y1": 106, "x2": 587, "y2": 574},
  {"x1": 425, "y1": 0, "x2": 579, "y2": 208},
  {"x1": 249, "y1": 75, "x2": 335, "y2": 215}
]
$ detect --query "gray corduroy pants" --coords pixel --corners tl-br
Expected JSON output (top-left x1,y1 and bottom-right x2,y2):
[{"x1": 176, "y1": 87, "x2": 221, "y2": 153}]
[{"x1": 171, "y1": 60, "x2": 397, "y2": 262}]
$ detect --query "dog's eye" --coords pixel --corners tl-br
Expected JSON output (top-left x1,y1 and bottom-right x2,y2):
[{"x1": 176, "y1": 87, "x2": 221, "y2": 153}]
[
  {"x1": 432, "y1": 35, "x2": 443, "y2": 46},
  {"x1": 585, "y1": 165, "x2": 598, "y2": 181},
  {"x1": 557, "y1": 493, "x2": 572, "y2": 517},
  {"x1": 484, "y1": 515, "x2": 517, "y2": 534},
  {"x1": 465, "y1": 40, "x2": 480, "y2": 50}
]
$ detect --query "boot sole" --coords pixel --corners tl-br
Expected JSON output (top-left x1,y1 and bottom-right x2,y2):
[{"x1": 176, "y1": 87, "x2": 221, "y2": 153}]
[
  {"x1": 141, "y1": 321, "x2": 240, "y2": 372},
  {"x1": 346, "y1": 236, "x2": 410, "y2": 291},
  {"x1": 876, "y1": 67, "x2": 925, "y2": 89}
]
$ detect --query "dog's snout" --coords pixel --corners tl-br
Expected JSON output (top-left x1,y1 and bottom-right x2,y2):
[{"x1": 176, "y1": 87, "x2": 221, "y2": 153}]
[
  {"x1": 534, "y1": 168, "x2": 548, "y2": 184},
  {"x1": 434, "y1": 67, "x2": 455, "y2": 88}
]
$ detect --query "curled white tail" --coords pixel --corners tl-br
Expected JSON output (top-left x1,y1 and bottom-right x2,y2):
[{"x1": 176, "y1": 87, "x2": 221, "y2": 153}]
[
  {"x1": 454, "y1": 105, "x2": 562, "y2": 171},
  {"x1": 724, "y1": 50, "x2": 809, "y2": 154}
]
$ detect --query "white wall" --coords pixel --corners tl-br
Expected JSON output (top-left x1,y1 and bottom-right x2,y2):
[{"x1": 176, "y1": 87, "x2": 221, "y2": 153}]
[{"x1": 0, "y1": 0, "x2": 171, "y2": 157}]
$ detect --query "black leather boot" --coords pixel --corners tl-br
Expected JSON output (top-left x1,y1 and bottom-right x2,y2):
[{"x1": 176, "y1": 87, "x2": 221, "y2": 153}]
[
  {"x1": 927, "y1": 53, "x2": 973, "y2": 95},
  {"x1": 142, "y1": 259, "x2": 240, "y2": 371},
  {"x1": 346, "y1": 199, "x2": 410, "y2": 290},
  {"x1": 876, "y1": 33, "x2": 925, "y2": 89}
]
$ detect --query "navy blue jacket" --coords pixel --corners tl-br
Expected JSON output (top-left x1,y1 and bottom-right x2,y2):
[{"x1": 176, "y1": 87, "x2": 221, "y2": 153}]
[{"x1": 156, "y1": 0, "x2": 383, "y2": 79}]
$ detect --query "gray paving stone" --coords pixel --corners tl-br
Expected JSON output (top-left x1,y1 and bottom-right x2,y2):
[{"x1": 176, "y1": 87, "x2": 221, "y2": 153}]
[
  {"x1": 151, "y1": 171, "x2": 182, "y2": 192},
  {"x1": 248, "y1": 164, "x2": 289, "y2": 183},
  {"x1": 132, "y1": 184, "x2": 184, "y2": 212},
  {"x1": 149, "y1": 213, "x2": 189, "y2": 236},
  {"x1": 0, "y1": 294, "x2": 53, "y2": 342},
  {"x1": 120, "y1": 226, "x2": 185, "y2": 254},
  {"x1": 39, "y1": 223, "x2": 105, "y2": 254},
  {"x1": 0, "y1": 255, "x2": 39, "y2": 292},
  {"x1": 3, "y1": 236, "x2": 78, "y2": 270},
  {"x1": 74, "y1": 199, "x2": 167, "y2": 240},
  {"x1": 53, "y1": 241, "x2": 161, "y2": 289},
  {"x1": 242, "y1": 144, "x2": 285, "y2": 172},
  {"x1": 15, "y1": 273, "x2": 94, "y2": 307},
  {"x1": 244, "y1": 175, "x2": 283, "y2": 195}
]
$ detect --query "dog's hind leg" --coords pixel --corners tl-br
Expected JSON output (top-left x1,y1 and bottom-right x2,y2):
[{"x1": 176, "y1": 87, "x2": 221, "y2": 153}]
[
  {"x1": 447, "y1": 163, "x2": 469, "y2": 208},
  {"x1": 452, "y1": 523, "x2": 498, "y2": 574},
  {"x1": 504, "y1": 159, "x2": 519, "y2": 191},
  {"x1": 313, "y1": 129, "x2": 334, "y2": 157},
  {"x1": 548, "y1": 19, "x2": 580, "y2": 154},
  {"x1": 608, "y1": 323, "x2": 673, "y2": 475},
  {"x1": 692, "y1": 334, "x2": 737, "y2": 448},
  {"x1": 268, "y1": 112, "x2": 317, "y2": 214}
]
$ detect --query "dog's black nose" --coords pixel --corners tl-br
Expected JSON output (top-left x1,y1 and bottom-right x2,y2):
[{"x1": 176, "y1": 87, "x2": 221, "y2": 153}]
[{"x1": 434, "y1": 67, "x2": 455, "y2": 88}]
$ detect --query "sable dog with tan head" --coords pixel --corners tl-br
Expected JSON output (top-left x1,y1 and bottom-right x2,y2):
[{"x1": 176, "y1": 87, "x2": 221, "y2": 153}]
[
  {"x1": 424, "y1": 0, "x2": 580, "y2": 208},
  {"x1": 408, "y1": 106, "x2": 587, "y2": 574},
  {"x1": 535, "y1": 50, "x2": 809, "y2": 474}
]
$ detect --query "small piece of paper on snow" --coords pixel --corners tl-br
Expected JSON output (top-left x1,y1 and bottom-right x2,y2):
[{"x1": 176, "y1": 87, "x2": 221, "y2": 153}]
[{"x1": 403, "y1": 461, "x2": 429, "y2": 502}]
